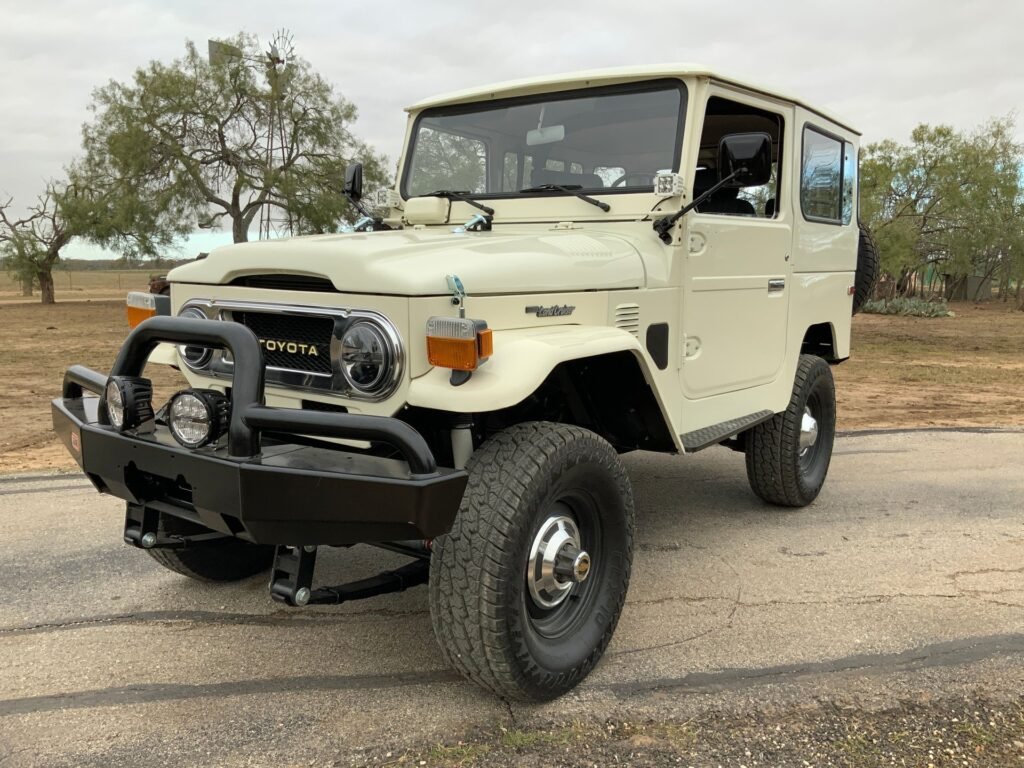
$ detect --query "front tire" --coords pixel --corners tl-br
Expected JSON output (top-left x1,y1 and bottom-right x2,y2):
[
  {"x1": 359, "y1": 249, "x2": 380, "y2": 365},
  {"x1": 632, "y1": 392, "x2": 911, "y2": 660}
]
[
  {"x1": 745, "y1": 355, "x2": 836, "y2": 507},
  {"x1": 146, "y1": 514, "x2": 275, "y2": 582},
  {"x1": 429, "y1": 422, "x2": 634, "y2": 701}
]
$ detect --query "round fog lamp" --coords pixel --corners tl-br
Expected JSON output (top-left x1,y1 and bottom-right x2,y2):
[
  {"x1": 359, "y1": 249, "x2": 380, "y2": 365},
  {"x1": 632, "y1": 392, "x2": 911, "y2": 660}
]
[
  {"x1": 105, "y1": 379, "x2": 125, "y2": 428},
  {"x1": 104, "y1": 376, "x2": 154, "y2": 431},
  {"x1": 340, "y1": 321, "x2": 391, "y2": 393},
  {"x1": 167, "y1": 389, "x2": 230, "y2": 448}
]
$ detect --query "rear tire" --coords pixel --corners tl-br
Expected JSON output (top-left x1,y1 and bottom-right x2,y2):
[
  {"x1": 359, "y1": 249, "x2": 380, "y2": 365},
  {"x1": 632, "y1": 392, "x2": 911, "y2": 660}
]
[
  {"x1": 853, "y1": 222, "x2": 879, "y2": 314},
  {"x1": 745, "y1": 355, "x2": 836, "y2": 507},
  {"x1": 429, "y1": 422, "x2": 634, "y2": 701},
  {"x1": 146, "y1": 514, "x2": 275, "y2": 582}
]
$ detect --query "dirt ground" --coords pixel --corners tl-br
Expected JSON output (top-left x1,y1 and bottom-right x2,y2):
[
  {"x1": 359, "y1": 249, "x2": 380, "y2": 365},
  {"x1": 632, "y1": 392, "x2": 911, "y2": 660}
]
[
  {"x1": 0, "y1": 300, "x2": 188, "y2": 473},
  {"x1": 381, "y1": 696, "x2": 1024, "y2": 767},
  {"x1": 834, "y1": 301, "x2": 1024, "y2": 430},
  {"x1": 0, "y1": 295, "x2": 1021, "y2": 473}
]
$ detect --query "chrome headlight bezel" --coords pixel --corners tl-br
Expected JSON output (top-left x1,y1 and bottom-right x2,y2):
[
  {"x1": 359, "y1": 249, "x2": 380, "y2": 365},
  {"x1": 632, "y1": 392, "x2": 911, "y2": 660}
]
[
  {"x1": 339, "y1": 319, "x2": 397, "y2": 396},
  {"x1": 176, "y1": 306, "x2": 214, "y2": 369}
]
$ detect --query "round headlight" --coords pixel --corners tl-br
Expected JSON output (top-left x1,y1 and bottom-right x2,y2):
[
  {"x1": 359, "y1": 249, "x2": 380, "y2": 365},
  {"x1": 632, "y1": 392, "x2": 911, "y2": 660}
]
[
  {"x1": 105, "y1": 379, "x2": 125, "y2": 428},
  {"x1": 167, "y1": 389, "x2": 229, "y2": 448},
  {"x1": 340, "y1": 321, "x2": 392, "y2": 393},
  {"x1": 177, "y1": 306, "x2": 212, "y2": 368}
]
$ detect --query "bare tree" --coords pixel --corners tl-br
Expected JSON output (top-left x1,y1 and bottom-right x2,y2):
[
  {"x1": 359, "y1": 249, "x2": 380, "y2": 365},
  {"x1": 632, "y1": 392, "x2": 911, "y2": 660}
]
[{"x1": 0, "y1": 185, "x2": 72, "y2": 305}]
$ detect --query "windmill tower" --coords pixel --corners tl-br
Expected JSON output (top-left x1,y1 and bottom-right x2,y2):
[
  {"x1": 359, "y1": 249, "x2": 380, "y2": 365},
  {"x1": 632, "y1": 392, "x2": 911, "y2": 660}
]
[{"x1": 259, "y1": 29, "x2": 296, "y2": 240}]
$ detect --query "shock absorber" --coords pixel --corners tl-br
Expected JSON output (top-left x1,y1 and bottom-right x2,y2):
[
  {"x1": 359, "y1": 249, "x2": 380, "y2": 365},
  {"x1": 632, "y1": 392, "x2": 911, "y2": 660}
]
[{"x1": 450, "y1": 415, "x2": 474, "y2": 470}]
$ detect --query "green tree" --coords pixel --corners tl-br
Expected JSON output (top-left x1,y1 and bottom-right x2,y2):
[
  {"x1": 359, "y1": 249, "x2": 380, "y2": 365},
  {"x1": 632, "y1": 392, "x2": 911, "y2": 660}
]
[
  {"x1": 860, "y1": 117, "x2": 1023, "y2": 301},
  {"x1": 1, "y1": 172, "x2": 185, "y2": 304},
  {"x1": 406, "y1": 127, "x2": 487, "y2": 196},
  {"x1": 82, "y1": 34, "x2": 387, "y2": 244}
]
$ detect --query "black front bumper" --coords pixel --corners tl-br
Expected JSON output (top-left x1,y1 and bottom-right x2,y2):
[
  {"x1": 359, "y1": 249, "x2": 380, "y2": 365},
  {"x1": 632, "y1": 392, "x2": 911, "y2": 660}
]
[{"x1": 52, "y1": 316, "x2": 468, "y2": 546}]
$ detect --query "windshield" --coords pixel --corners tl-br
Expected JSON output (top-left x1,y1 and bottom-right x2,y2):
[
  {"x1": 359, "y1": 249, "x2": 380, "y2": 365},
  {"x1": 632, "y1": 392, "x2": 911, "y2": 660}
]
[{"x1": 403, "y1": 79, "x2": 686, "y2": 200}]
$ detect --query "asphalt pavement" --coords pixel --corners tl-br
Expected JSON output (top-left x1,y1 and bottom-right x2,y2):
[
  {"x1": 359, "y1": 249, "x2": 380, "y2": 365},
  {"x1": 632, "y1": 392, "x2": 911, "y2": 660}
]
[{"x1": 0, "y1": 429, "x2": 1022, "y2": 766}]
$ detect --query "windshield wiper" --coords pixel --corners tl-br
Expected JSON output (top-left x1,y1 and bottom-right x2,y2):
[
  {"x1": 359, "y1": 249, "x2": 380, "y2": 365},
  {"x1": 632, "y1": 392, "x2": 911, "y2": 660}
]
[
  {"x1": 520, "y1": 183, "x2": 610, "y2": 212},
  {"x1": 420, "y1": 190, "x2": 495, "y2": 216}
]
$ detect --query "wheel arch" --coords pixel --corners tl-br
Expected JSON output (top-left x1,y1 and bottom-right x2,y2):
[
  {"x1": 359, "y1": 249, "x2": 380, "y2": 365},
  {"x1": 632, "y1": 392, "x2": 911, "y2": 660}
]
[
  {"x1": 405, "y1": 327, "x2": 679, "y2": 454},
  {"x1": 800, "y1": 321, "x2": 840, "y2": 362}
]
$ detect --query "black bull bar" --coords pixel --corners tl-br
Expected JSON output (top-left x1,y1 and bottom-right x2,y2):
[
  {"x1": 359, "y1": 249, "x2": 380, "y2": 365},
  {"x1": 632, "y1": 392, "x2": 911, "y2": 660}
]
[{"x1": 52, "y1": 316, "x2": 468, "y2": 546}]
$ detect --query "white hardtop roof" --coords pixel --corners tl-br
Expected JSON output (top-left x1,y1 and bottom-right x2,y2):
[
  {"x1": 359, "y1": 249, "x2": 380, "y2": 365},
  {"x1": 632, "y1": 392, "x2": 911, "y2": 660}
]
[{"x1": 406, "y1": 63, "x2": 859, "y2": 135}]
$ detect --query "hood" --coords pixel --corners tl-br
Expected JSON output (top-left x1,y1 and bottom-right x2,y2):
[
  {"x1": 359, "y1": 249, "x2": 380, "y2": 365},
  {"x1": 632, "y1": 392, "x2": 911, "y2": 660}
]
[{"x1": 169, "y1": 229, "x2": 645, "y2": 296}]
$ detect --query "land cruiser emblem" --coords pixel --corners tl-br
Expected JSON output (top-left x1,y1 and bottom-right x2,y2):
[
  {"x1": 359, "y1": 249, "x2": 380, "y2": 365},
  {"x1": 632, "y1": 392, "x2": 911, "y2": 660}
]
[
  {"x1": 258, "y1": 338, "x2": 320, "y2": 356},
  {"x1": 525, "y1": 304, "x2": 575, "y2": 318}
]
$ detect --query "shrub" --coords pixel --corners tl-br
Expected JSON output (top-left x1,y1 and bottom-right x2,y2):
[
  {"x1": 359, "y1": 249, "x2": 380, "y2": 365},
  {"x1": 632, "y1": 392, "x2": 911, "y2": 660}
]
[{"x1": 861, "y1": 297, "x2": 954, "y2": 317}]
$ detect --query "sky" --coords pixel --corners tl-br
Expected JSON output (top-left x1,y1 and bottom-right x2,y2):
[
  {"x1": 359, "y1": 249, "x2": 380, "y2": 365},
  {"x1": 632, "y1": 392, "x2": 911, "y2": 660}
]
[{"x1": 2, "y1": 0, "x2": 1022, "y2": 259}]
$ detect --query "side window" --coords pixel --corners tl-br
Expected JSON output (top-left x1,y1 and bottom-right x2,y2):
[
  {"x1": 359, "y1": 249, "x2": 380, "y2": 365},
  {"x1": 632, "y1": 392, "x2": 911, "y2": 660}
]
[
  {"x1": 800, "y1": 127, "x2": 844, "y2": 223},
  {"x1": 842, "y1": 143, "x2": 857, "y2": 224},
  {"x1": 407, "y1": 127, "x2": 487, "y2": 196},
  {"x1": 502, "y1": 151, "x2": 518, "y2": 192},
  {"x1": 694, "y1": 96, "x2": 783, "y2": 218}
]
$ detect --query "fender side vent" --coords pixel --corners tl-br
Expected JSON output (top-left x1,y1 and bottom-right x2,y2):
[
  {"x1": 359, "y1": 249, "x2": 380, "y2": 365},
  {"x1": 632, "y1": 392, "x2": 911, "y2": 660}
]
[{"x1": 614, "y1": 303, "x2": 640, "y2": 337}]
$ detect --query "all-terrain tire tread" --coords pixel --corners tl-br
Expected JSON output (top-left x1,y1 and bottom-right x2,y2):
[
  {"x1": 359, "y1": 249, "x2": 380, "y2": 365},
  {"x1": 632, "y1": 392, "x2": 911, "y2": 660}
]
[
  {"x1": 745, "y1": 355, "x2": 835, "y2": 507},
  {"x1": 429, "y1": 421, "x2": 633, "y2": 701}
]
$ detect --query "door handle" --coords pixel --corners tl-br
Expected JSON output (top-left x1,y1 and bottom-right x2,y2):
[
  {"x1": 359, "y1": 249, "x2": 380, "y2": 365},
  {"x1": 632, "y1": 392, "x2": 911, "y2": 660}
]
[{"x1": 767, "y1": 279, "x2": 785, "y2": 293}]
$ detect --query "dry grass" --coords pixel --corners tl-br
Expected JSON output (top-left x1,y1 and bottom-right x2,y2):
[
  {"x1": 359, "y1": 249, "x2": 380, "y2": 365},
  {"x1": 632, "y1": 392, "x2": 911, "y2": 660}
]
[
  {"x1": 0, "y1": 269, "x2": 155, "y2": 303},
  {"x1": 0, "y1": 294, "x2": 1021, "y2": 474}
]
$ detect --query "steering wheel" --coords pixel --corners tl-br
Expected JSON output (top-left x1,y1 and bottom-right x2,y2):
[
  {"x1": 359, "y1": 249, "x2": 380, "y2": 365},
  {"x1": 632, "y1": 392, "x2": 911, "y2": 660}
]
[{"x1": 611, "y1": 173, "x2": 655, "y2": 188}]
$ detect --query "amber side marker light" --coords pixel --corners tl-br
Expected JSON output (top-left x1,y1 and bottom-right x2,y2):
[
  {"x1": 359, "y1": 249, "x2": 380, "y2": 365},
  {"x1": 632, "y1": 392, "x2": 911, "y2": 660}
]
[
  {"x1": 126, "y1": 291, "x2": 158, "y2": 328},
  {"x1": 426, "y1": 316, "x2": 493, "y2": 374}
]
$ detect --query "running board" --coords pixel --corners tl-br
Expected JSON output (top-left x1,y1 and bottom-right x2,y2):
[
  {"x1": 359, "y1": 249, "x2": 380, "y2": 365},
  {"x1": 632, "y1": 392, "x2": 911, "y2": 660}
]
[{"x1": 681, "y1": 410, "x2": 774, "y2": 452}]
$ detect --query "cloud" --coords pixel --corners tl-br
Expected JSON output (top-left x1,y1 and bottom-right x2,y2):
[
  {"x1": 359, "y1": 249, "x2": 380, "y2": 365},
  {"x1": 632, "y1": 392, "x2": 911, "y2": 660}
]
[{"x1": 2, "y1": 0, "x2": 1021, "y2": 217}]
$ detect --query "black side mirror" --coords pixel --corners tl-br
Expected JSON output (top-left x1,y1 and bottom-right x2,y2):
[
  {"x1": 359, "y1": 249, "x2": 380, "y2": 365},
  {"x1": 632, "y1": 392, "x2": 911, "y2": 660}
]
[
  {"x1": 344, "y1": 163, "x2": 363, "y2": 201},
  {"x1": 718, "y1": 132, "x2": 772, "y2": 186}
]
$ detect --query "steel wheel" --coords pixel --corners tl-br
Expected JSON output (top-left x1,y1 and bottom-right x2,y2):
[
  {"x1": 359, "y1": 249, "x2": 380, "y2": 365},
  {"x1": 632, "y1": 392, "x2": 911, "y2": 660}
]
[{"x1": 525, "y1": 498, "x2": 599, "y2": 639}]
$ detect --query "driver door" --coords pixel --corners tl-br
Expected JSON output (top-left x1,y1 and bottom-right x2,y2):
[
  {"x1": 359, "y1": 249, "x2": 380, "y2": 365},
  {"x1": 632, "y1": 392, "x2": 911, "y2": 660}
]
[{"x1": 681, "y1": 89, "x2": 793, "y2": 400}]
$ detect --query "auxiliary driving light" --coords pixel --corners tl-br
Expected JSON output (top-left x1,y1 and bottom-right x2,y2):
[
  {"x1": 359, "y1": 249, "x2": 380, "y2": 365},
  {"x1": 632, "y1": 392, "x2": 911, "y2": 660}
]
[
  {"x1": 104, "y1": 376, "x2": 155, "y2": 431},
  {"x1": 426, "y1": 316, "x2": 493, "y2": 371},
  {"x1": 167, "y1": 389, "x2": 230, "y2": 448}
]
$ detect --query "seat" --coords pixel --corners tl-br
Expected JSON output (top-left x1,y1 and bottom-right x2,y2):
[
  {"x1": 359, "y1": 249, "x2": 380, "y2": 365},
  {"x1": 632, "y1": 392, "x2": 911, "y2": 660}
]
[{"x1": 699, "y1": 185, "x2": 756, "y2": 216}]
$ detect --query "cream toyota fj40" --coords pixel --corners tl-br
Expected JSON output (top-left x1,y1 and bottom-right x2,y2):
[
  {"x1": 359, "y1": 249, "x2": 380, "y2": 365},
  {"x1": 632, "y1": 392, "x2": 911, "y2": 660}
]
[{"x1": 53, "y1": 65, "x2": 878, "y2": 701}]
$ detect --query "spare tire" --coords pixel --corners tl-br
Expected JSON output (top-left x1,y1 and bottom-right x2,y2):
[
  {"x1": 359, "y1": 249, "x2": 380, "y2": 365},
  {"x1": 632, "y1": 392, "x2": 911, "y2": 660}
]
[{"x1": 853, "y1": 222, "x2": 879, "y2": 314}]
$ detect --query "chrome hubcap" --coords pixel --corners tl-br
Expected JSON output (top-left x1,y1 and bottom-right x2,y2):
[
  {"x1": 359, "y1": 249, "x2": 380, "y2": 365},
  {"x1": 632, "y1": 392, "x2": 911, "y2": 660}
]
[
  {"x1": 526, "y1": 513, "x2": 590, "y2": 609},
  {"x1": 799, "y1": 406, "x2": 819, "y2": 455}
]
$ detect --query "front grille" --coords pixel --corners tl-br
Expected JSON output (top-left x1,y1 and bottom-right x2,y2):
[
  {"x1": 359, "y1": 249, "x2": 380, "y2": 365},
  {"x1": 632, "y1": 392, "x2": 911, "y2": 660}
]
[
  {"x1": 230, "y1": 274, "x2": 338, "y2": 292},
  {"x1": 234, "y1": 312, "x2": 334, "y2": 375}
]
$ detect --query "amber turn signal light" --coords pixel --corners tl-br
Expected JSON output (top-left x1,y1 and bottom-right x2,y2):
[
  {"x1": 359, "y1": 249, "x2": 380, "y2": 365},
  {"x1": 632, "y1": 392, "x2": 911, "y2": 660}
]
[
  {"x1": 126, "y1": 291, "x2": 158, "y2": 328},
  {"x1": 426, "y1": 317, "x2": 493, "y2": 371}
]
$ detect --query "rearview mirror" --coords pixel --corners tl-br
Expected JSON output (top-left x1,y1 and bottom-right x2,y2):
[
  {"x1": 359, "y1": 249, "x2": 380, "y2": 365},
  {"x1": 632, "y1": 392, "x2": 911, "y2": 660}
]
[
  {"x1": 344, "y1": 163, "x2": 364, "y2": 201},
  {"x1": 718, "y1": 132, "x2": 772, "y2": 187},
  {"x1": 526, "y1": 125, "x2": 565, "y2": 146}
]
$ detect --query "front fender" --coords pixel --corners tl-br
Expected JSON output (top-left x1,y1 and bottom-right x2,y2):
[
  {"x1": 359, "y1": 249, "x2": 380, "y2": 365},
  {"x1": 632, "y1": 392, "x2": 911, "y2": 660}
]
[{"x1": 406, "y1": 325, "x2": 648, "y2": 413}]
